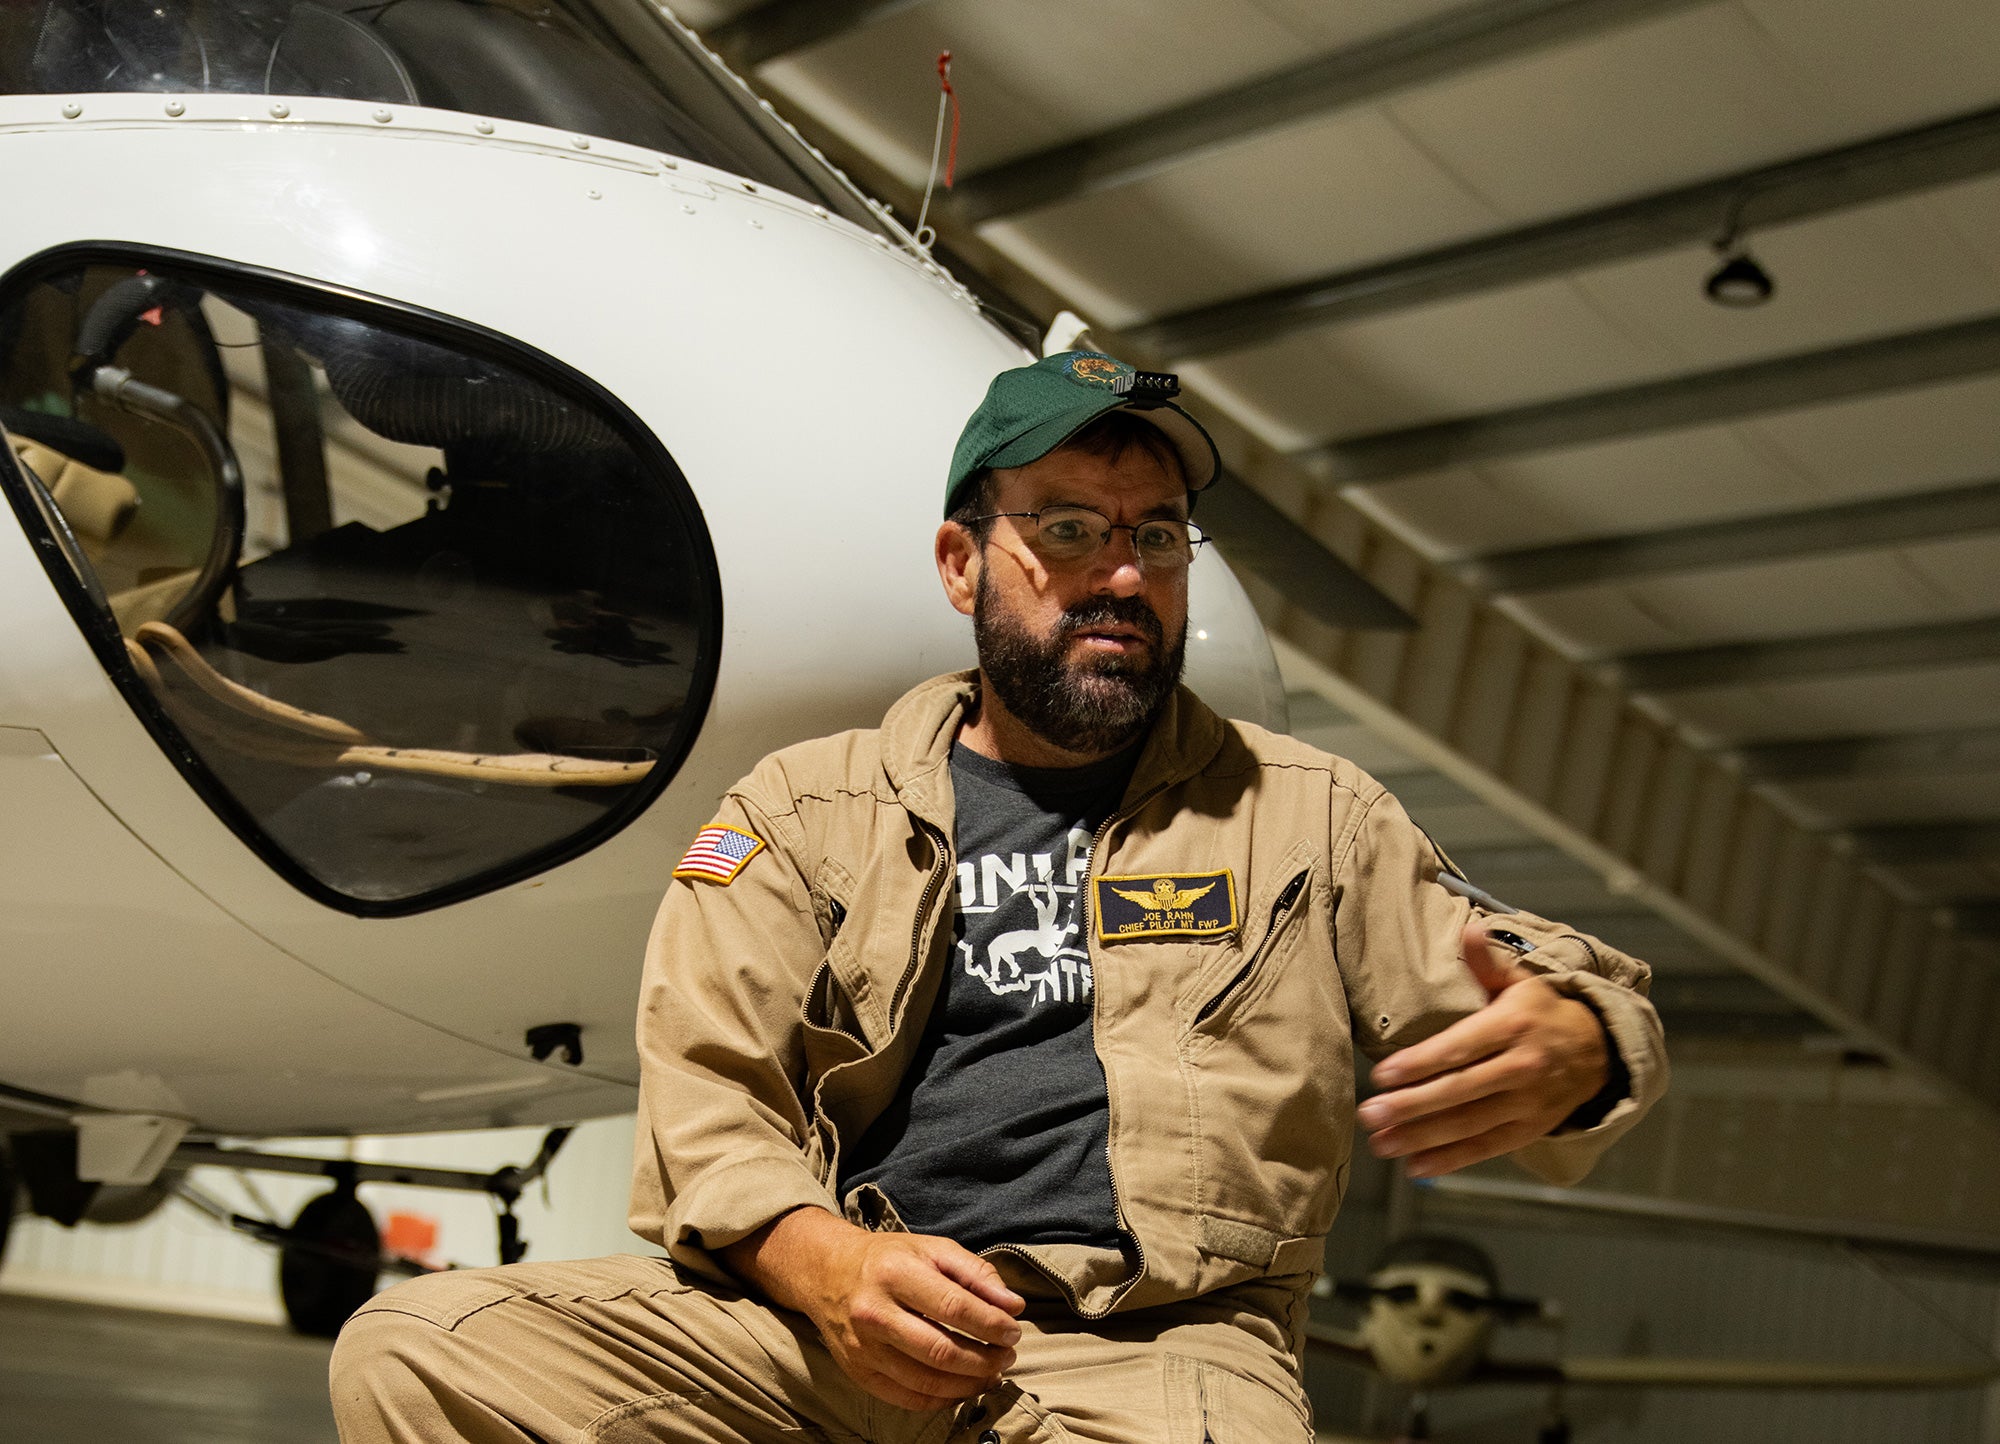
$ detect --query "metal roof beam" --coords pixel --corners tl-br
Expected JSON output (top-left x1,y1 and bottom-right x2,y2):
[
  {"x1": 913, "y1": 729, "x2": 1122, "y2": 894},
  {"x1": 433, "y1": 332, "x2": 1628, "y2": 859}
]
[
  {"x1": 1736, "y1": 723, "x2": 2000, "y2": 782},
  {"x1": 1130, "y1": 102, "x2": 2000, "y2": 359},
  {"x1": 1203, "y1": 472, "x2": 1416, "y2": 631},
  {"x1": 1615, "y1": 615, "x2": 2000, "y2": 693},
  {"x1": 1315, "y1": 313, "x2": 2000, "y2": 483},
  {"x1": 705, "y1": 0, "x2": 930, "y2": 69},
  {"x1": 949, "y1": 0, "x2": 1712, "y2": 224},
  {"x1": 1462, "y1": 476, "x2": 2000, "y2": 595},
  {"x1": 1649, "y1": 970, "x2": 1824, "y2": 1013},
  {"x1": 1851, "y1": 823, "x2": 2000, "y2": 865}
]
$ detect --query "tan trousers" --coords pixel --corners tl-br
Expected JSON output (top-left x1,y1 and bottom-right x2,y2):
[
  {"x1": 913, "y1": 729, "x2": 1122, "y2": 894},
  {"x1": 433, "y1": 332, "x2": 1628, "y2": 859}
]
[{"x1": 329, "y1": 1253, "x2": 1314, "y2": 1443}]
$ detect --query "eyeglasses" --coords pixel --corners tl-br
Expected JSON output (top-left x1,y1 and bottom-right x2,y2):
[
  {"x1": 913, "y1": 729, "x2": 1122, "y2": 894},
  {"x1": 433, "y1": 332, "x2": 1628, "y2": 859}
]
[{"x1": 970, "y1": 506, "x2": 1210, "y2": 570}]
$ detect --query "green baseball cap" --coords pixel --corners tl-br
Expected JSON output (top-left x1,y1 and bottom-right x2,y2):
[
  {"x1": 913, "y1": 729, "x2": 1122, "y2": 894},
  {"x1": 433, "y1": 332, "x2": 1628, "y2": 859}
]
[{"x1": 944, "y1": 350, "x2": 1221, "y2": 517}]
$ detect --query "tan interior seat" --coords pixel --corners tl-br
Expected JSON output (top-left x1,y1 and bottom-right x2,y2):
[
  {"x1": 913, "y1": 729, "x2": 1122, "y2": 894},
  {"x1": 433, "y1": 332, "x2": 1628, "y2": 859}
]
[
  {"x1": 107, "y1": 569, "x2": 199, "y2": 633},
  {"x1": 128, "y1": 621, "x2": 653, "y2": 789},
  {"x1": 9, "y1": 435, "x2": 140, "y2": 547},
  {"x1": 6, "y1": 431, "x2": 201, "y2": 631}
]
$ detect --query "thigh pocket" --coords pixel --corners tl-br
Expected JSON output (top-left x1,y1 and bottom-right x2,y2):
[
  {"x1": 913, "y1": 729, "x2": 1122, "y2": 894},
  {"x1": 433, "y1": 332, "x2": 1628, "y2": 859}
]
[
  {"x1": 348, "y1": 1268, "x2": 522, "y2": 1331},
  {"x1": 1163, "y1": 1354, "x2": 1311, "y2": 1444},
  {"x1": 355, "y1": 1255, "x2": 691, "y2": 1331}
]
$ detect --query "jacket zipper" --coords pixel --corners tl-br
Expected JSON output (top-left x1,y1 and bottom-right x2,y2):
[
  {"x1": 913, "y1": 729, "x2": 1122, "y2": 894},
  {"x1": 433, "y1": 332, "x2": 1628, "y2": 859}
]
[
  {"x1": 892, "y1": 819, "x2": 951, "y2": 1028},
  {"x1": 1193, "y1": 868, "x2": 1309, "y2": 1026},
  {"x1": 1077, "y1": 779, "x2": 1172, "y2": 936},
  {"x1": 982, "y1": 1242, "x2": 1094, "y2": 1315},
  {"x1": 804, "y1": 898, "x2": 862, "y2": 1048}
]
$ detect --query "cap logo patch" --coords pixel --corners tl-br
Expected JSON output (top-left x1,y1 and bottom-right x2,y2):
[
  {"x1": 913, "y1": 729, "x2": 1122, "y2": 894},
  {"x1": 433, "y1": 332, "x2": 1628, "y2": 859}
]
[
  {"x1": 675, "y1": 824, "x2": 765, "y2": 885},
  {"x1": 1066, "y1": 354, "x2": 1128, "y2": 388},
  {"x1": 1095, "y1": 870, "x2": 1238, "y2": 942}
]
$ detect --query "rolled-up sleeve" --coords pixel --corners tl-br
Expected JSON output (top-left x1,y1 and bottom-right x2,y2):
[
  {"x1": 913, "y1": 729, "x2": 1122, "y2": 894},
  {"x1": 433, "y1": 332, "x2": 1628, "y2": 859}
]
[{"x1": 1333, "y1": 785, "x2": 1668, "y2": 1187}]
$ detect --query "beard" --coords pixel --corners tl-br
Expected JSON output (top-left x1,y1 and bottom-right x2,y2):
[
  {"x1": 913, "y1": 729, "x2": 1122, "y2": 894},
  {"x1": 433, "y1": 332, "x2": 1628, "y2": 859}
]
[{"x1": 974, "y1": 568, "x2": 1187, "y2": 757}]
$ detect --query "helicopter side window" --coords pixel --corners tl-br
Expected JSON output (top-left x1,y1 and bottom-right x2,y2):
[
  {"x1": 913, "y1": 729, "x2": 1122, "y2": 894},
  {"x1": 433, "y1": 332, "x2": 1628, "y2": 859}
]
[{"x1": 0, "y1": 253, "x2": 720, "y2": 913}]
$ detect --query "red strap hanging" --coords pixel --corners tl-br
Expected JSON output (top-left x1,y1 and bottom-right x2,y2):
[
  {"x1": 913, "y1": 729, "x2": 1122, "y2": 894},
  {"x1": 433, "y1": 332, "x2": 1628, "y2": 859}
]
[{"x1": 937, "y1": 50, "x2": 960, "y2": 189}]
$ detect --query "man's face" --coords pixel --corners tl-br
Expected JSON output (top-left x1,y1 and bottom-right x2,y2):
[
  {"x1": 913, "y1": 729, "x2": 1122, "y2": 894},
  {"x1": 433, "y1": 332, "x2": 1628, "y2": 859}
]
[{"x1": 967, "y1": 442, "x2": 1191, "y2": 757}]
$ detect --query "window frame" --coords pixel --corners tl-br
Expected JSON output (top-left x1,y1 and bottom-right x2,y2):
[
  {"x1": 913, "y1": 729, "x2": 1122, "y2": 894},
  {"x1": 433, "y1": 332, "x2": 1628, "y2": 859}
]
[{"x1": 0, "y1": 240, "x2": 724, "y2": 917}]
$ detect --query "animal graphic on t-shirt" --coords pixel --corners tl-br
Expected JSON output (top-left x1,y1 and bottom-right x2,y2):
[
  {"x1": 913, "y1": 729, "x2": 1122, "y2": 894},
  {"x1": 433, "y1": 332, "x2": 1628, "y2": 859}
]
[
  {"x1": 1111, "y1": 877, "x2": 1216, "y2": 912},
  {"x1": 961, "y1": 882, "x2": 1075, "y2": 998}
]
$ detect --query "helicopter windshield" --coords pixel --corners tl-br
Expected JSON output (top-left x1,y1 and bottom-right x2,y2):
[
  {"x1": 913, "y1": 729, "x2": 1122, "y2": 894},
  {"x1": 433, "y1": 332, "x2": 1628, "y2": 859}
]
[
  {"x1": 0, "y1": 0, "x2": 879, "y2": 228},
  {"x1": 0, "y1": 250, "x2": 720, "y2": 912}
]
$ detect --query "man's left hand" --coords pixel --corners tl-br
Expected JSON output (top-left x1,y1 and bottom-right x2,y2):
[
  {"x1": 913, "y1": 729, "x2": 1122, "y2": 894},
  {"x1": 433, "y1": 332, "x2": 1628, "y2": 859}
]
[{"x1": 1356, "y1": 920, "x2": 1609, "y2": 1178}]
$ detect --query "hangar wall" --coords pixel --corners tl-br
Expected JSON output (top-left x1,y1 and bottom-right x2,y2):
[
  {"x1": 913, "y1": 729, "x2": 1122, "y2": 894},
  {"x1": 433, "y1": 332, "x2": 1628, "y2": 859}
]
[
  {"x1": 1408, "y1": 1206, "x2": 2000, "y2": 1444},
  {"x1": 1323, "y1": 1147, "x2": 2000, "y2": 1444}
]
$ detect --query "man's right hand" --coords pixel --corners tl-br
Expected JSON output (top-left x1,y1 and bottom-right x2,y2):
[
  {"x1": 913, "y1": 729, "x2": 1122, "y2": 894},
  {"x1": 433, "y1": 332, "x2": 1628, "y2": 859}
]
[{"x1": 720, "y1": 1207, "x2": 1025, "y2": 1413}]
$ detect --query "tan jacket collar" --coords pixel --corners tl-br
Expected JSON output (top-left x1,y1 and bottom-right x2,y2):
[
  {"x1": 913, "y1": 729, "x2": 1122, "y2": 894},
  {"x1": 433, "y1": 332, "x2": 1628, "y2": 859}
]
[{"x1": 879, "y1": 670, "x2": 1230, "y2": 829}]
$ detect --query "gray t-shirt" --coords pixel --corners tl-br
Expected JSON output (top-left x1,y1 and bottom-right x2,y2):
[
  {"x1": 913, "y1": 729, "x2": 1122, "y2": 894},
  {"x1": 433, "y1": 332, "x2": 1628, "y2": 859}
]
[{"x1": 838, "y1": 741, "x2": 1136, "y2": 1253}]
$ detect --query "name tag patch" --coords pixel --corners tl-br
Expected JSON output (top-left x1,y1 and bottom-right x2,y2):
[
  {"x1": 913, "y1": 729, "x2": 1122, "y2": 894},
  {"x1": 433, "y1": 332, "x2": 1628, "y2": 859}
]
[{"x1": 1095, "y1": 870, "x2": 1238, "y2": 942}]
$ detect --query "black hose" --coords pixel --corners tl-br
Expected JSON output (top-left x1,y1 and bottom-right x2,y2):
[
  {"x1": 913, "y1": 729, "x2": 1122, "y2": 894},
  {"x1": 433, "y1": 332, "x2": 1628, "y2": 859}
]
[
  {"x1": 90, "y1": 366, "x2": 244, "y2": 634},
  {"x1": 0, "y1": 405, "x2": 125, "y2": 474}
]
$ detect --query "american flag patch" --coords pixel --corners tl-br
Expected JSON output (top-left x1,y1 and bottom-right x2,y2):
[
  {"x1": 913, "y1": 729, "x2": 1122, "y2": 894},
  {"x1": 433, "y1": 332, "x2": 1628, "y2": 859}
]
[{"x1": 675, "y1": 824, "x2": 765, "y2": 885}]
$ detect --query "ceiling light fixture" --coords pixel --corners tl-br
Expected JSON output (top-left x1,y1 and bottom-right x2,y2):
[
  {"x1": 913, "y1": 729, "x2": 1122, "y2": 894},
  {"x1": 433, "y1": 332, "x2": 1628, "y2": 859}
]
[
  {"x1": 1706, "y1": 248, "x2": 1775, "y2": 307},
  {"x1": 1705, "y1": 193, "x2": 1774, "y2": 308}
]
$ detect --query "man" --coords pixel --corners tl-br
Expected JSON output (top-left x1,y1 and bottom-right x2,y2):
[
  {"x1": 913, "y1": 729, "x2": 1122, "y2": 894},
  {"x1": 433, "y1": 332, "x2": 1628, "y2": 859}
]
[{"x1": 331, "y1": 352, "x2": 1664, "y2": 1443}]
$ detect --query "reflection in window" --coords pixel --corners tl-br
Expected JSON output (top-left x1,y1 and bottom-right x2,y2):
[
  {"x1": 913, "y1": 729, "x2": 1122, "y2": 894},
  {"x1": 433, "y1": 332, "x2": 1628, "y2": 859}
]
[{"x1": 0, "y1": 255, "x2": 719, "y2": 910}]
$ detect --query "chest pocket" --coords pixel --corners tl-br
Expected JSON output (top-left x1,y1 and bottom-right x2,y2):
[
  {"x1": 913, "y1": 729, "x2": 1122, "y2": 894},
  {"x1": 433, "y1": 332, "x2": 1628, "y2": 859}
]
[
  {"x1": 802, "y1": 864, "x2": 871, "y2": 1087},
  {"x1": 1176, "y1": 849, "x2": 1353, "y2": 1271},
  {"x1": 1187, "y1": 866, "x2": 1310, "y2": 1034}
]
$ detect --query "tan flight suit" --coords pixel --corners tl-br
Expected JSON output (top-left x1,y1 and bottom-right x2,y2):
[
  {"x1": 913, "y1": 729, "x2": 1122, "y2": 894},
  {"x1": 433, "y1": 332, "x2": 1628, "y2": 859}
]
[{"x1": 332, "y1": 674, "x2": 1665, "y2": 1442}]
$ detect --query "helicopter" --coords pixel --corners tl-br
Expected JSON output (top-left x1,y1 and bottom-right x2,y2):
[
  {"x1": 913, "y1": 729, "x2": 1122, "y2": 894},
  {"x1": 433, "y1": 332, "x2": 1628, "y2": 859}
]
[{"x1": 0, "y1": 0, "x2": 1305, "y2": 1331}]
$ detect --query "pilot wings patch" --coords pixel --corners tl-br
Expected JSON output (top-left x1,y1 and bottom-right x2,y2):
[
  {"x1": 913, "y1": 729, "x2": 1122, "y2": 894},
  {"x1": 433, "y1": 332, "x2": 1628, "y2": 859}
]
[{"x1": 1094, "y1": 870, "x2": 1237, "y2": 942}]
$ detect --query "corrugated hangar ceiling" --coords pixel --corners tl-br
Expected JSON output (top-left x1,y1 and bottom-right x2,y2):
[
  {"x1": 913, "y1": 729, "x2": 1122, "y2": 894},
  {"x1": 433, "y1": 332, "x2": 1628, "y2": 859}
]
[{"x1": 671, "y1": 0, "x2": 2000, "y2": 1220}]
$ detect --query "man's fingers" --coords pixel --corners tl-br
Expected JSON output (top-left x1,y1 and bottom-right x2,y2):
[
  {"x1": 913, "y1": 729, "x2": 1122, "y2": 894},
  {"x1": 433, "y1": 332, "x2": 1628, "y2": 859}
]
[
  {"x1": 1358, "y1": 1048, "x2": 1525, "y2": 1132},
  {"x1": 1461, "y1": 918, "x2": 1533, "y2": 998},
  {"x1": 852, "y1": 1365, "x2": 964, "y2": 1414},
  {"x1": 857, "y1": 1282, "x2": 1013, "y2": 1380},
  {"x1": 923, "y1": 1245, "x2": 1027, "y2": 1331},
  {"x1": 890, "y1": 1263, "x2": 1020, "y2": 1353},
  {"x1": 865, "y1": 1248, "x2": 1018, "y2": 1377},
  {"x1": 871, "y1": 1311, "x2": 1011, "y2": 1394},
  {"x1": 1370, "y1": 994, "x2": 1532, "y2": 1089},
  {"x1": 1366, "y1": 1090, "x2": 1544, "y2": 1165},
  {"x1": 1399, "y1": 1117, "x2": 1547, "y2": 1179}
]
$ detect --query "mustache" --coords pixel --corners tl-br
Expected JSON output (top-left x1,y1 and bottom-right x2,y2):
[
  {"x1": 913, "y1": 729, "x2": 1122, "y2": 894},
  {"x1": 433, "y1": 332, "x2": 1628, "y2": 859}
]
[{"x1": 1056, "y1": 595, "x2": 1164, "y2": 647}]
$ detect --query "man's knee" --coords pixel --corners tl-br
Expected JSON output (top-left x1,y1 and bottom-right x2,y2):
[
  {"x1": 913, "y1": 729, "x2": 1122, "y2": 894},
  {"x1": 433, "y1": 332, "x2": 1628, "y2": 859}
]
[
  {"x1": 328, "y1": 1272, "x2": 518, "y2": 1440},
  {"x1": 329, "y1": 1309, "x2": 430, "y2": 1441}
]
